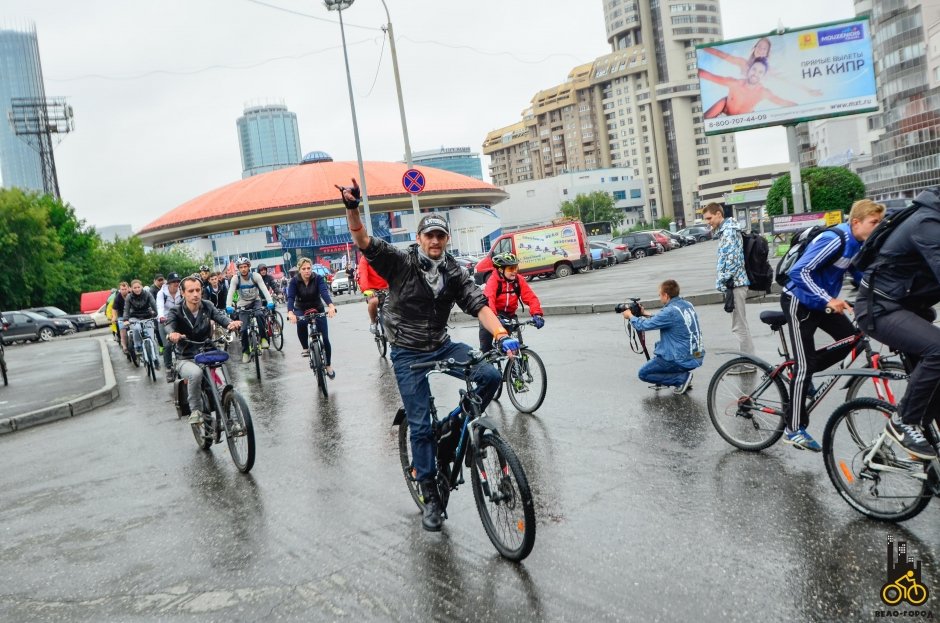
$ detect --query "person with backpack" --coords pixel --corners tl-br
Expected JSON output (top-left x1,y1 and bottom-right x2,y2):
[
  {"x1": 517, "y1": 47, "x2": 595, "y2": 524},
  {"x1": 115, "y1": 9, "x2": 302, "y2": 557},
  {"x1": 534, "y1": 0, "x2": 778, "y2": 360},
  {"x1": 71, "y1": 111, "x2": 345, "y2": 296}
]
[
  {"x1": 480, "y1": 252, "x2": 544, "y2": 352},
  {"x1": 778, "y1": 199, "x2": 885, "y2": 451},
  {"x1": 855, "y1": 188, "x2": 940, "y2": 460},
  {"x1": 701, "y1": 203, "x2": 755, "y2": 356}
]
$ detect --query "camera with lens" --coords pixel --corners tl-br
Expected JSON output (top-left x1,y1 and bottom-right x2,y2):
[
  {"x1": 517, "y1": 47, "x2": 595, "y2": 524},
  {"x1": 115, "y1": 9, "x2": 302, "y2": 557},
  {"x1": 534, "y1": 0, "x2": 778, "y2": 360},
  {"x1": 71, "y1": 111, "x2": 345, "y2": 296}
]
[{"x1": 615, "y1": 298, "x2": 643, "y2": 316}]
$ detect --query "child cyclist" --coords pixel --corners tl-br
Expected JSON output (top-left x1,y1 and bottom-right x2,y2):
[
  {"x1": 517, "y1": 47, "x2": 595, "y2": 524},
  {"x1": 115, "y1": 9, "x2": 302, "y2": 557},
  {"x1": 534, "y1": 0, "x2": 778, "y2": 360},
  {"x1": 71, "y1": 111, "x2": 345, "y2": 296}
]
[{"x1": 479, "y1": 252, "x2": 545, "y2": 351}]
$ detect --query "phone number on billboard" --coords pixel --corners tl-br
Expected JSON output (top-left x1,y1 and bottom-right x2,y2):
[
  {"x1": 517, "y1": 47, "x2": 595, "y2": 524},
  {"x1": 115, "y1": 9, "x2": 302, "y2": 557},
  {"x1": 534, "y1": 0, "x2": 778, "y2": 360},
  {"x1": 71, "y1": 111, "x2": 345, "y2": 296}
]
[{"x1": 707, "y1": 114, "x2": 767, "y2": 129}]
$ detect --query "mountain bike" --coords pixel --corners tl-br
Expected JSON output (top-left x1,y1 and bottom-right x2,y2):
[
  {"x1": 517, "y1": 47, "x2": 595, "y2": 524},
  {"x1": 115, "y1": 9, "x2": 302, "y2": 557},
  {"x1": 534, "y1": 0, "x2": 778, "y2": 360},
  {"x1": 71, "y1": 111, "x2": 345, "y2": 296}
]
[
  {"x1": 129, "y1": 318, "x2": 161, "y2": 382},
  {"x1": 491, "y1": 318, "x2": 547, "y2": 413},
  {"x1": 373, "y1": 290, "x2": 388, "y2": 358},
  {"x1": 263, "y1": 308, "x2": 284, "y2": 352},
  {"x1": 173, "y1": 337, "x2": 255, "y2": 473},
  {"x1": 707, "y1": 309, "x2": 908, "y2": 451},
  {"x1": 395, "y1": 350, "x2": 536, "y2": 561},
  {"x1": 302, "y1": 310, "x2": 331, "y2": 397}
]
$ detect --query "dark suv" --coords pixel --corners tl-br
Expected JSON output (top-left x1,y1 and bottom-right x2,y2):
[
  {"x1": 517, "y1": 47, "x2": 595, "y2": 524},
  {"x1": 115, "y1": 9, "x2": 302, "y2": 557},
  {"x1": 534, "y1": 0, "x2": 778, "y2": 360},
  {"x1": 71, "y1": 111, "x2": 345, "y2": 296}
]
[
  {"x1": 613, "y1": 232, "x2": 662, "y2": 259},
  {"x1": 27, "y1": 306, "x2": 95, "y2": 332}
]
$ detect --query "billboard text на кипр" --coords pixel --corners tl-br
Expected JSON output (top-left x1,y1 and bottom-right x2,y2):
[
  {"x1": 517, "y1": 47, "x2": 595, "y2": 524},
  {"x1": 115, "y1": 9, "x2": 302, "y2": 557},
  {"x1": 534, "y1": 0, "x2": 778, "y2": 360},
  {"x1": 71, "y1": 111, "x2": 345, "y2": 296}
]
[
  {"x1": 696, "y1": 17, "x2": 876, "y2": 135},
  {"x1": 514, "y1": 225, "x2": 580, "y2": 270}
]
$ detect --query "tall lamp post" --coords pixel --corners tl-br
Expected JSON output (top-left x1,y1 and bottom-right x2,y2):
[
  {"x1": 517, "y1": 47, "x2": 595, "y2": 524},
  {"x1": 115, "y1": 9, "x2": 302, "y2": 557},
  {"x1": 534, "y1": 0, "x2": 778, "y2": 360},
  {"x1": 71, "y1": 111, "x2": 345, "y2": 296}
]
[
  {"x1": 379, "y1": 0, "x2": 422, "y2": 232},
  {"x1": 323, "y1": 0, "x2": 373, "y2": 235}
]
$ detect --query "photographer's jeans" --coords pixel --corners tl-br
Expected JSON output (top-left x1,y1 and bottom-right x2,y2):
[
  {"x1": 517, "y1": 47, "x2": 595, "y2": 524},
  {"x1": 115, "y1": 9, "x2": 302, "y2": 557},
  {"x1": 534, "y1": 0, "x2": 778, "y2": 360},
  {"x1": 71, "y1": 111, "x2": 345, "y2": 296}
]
[
  {"x1": 391, "y1": 340, "x2": 502, "y2": 482},
  {"x1": 638, "y1": 356, "x2": 692, "y2": 387}
]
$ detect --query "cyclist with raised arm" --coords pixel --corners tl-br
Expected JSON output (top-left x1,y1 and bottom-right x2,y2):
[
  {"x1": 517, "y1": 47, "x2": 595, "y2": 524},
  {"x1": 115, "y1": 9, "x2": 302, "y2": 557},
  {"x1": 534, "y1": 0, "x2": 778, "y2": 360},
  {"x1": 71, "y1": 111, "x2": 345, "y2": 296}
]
[
  {"x1": 339, "y1": 178, "x2": 517, "y2": 533},
  {"x1": 357, "y1": 252, "x2": 388, "y2": 335},
  {"x1": 166, "y1": 276, "x2": 242, "y2": 425},
  {"x1": 480, "y1": 252, "x2": 544, "y2": 352},
  {"x1": 779, "y1": 199, "x2": 885, "y2": 451},
  {"x1": 122, "y1": 279, "x2": 159, "y2": 360},
  {"x1": 225, "y1": 257, "x2": 275, "y2": 364},
  {"x1": 286, "y1": 257, "x2": 337, "y2": 376},
  {"x1": 856, "y1": 188, "x2": 940, "y2": 460}
]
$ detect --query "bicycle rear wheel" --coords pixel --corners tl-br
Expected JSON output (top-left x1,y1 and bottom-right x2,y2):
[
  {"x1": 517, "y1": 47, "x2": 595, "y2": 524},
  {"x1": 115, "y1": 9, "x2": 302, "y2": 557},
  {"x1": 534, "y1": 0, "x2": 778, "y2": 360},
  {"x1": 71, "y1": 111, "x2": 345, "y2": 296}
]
[
  {"x1": 707, "y1": 357, "x2": 787, "y2": 451},
  {"x1": 397, "y1": 416, "x2": 424, "y2": 510},
  {"x1": 129, "y1": 343, "x2": 140, "y2": 368},
  {"x1": 311, "y1": 340, "x2": 328, "y2": 397},
  {"x1": 505, "y1": 348, "x2": 547, "y2": 413},
  {"x1": 375, "y1": 324, "x2": 387, "y2": 358},
  {"x1": 846, "y1": 361, "x2": 908, "y2": 404},
  {"x1": 271, "y1": 312, "x2": 284, "y2": 351},
  {"x1": 223, "y1": 390, "x2": 255, "y2": 473},
  {"x1": 823, "y1": 398, "x2": 932, "y2": 522},
  {"x1": 471, "y1": 432, "x2": 536, "y2": 561}
]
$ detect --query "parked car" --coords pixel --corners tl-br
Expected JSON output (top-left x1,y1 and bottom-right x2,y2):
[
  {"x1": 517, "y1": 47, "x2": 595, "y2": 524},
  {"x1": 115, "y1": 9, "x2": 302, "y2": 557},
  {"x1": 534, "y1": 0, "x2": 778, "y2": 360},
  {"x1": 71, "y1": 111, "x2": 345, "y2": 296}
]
[
  {"x1": 612, "y1": 232, "x2": 662, "y2": 259},
  {"x1": 330, "y1": 270, "x2": 350, "y2": 295},
  {"x1": 90, "y1": 303, "x2": 111, "y2": 328},
  {"x1": 654, "y1": 229, "x2": 693, "y2": 248},
  {"x1": 643, "y1": 230, "x2": 676, "y2": 251},
  {"x1": 454, "y1": 256, "x2": 477, "y2": 276},
  {"x1": 589, "y1": 242, "x2": 614, "y2": 269},
  {"x1": 27, "y1": 306, "x2": 96, "y2": 332},
  {"x1": 677, "y1": 226, "x2": 713, "y2": 242},
  {"x1": 592, "y1": 240, "x2": 629, "y2": 265},
  {"x1": 1, "y1": 310, "x2": 72, "y2": 343}
]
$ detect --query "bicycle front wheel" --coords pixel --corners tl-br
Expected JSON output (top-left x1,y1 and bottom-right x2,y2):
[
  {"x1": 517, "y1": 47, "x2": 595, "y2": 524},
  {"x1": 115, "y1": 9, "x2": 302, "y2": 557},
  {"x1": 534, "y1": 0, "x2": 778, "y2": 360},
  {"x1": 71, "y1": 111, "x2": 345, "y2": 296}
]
[
  {"x1": 397, "y1": 416, "x2": 424, "y2": 511},
  {"x1": 707, "y1": 357, "x2": 787, "y2": 451},
  {"x1": 505, "y1": 348, "x2": 547, "y2": 414},
  {"x1": 823, "y1": 398, "x2": 931, "y2": 522},
  {"x1": 271, "y1": 312, "x2": 284, "y2": 351},
  {"x1": 223, "y1": 390, "x2": 255, "y2": 473},
  {"x1": 375, "y1": 327, "x2": 387, "y2": 358},
  {"x1": 251, "y1": 330, "x2": 261, "y2": 380},
  {"x1": 471, "y1": 433, "x2": 536, "y2": 561},
  {"x1": 311, "y1": 340, "x2": 328, "y2": 397},
  {"x1": 846, "y1": 361, "x2": 908, "y2": 404}
]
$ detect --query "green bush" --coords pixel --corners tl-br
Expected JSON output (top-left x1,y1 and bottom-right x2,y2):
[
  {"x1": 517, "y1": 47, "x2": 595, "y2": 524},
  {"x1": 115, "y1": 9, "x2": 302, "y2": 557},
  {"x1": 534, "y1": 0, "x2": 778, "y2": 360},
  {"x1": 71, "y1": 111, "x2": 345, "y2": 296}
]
[{"x1": 766, "y1": 167, "x2": 865, "y2": 217}]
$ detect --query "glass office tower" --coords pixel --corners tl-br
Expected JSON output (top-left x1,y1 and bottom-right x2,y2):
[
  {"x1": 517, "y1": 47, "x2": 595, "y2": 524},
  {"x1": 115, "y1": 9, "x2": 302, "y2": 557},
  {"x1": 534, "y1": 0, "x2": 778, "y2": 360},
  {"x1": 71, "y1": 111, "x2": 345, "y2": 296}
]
[
  {"x1": 237, "y1": 102, "x2": 302, "y2": 178},
  {"x1": 0, "y1": 25, "x2": 46, "y2": 192}
]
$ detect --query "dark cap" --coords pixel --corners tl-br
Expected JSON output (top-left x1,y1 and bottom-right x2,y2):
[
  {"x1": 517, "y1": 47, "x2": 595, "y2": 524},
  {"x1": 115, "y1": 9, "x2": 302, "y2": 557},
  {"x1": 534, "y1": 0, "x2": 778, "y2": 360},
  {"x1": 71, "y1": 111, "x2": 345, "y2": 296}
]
[
  {"x1": 166, "y1": 272, "x2": 181, "y2": 283},
  {"x1": 154, "y1": 273, "x2": 165, "y2": 281},
  {"x1": 417, "y1": 214, "x2": 449, "y2": 235}
]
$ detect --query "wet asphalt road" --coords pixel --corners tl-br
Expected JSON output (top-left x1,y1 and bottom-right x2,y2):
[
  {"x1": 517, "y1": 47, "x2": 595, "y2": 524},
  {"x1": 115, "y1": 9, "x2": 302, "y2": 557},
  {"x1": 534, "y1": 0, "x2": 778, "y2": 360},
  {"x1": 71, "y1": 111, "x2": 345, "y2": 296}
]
[{"x1": 1, "y1": 302, "x2": 938, "y2": 622}]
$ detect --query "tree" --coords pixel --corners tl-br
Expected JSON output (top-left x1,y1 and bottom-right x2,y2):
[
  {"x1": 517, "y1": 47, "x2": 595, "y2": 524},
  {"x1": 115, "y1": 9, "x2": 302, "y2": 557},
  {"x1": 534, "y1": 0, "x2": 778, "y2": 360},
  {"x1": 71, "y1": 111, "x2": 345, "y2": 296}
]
[
  {"x1": 559, "y1": 191, "x2": 624, "y2": 227},
  {"x1": 0, "y1": 189, "x2": 63, "y2": 310},
  {"x1": 765, "y1": 167, "x2": 866, "y2": 217}
]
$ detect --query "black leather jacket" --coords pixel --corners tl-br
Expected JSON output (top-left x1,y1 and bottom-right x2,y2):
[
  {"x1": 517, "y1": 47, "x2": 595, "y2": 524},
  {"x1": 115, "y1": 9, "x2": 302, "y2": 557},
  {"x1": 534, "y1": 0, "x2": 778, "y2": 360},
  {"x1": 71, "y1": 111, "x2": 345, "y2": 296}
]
[
  {"x1": 122, "y1": 290, "x2": 157, "y2": 320},
  {"x1": 363, "y1": 238, "x2": 487, "y2": 351},
  {"x1": 859, "y1": 189, "x2": 940, "y2": 315},
  {"x1": 165, "y1": 300, "x2": 233, "y2": 359}
]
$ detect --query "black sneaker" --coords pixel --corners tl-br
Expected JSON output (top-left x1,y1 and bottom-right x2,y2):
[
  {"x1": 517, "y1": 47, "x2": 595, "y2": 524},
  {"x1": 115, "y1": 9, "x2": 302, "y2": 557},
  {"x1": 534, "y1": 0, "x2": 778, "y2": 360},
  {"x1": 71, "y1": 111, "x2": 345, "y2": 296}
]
[
  {"x1": 419, "y1": 480, "x2": 443, "y2": 532},
  {"x1": 886, "y1": 414, "x2": 937, "y2": 460}
]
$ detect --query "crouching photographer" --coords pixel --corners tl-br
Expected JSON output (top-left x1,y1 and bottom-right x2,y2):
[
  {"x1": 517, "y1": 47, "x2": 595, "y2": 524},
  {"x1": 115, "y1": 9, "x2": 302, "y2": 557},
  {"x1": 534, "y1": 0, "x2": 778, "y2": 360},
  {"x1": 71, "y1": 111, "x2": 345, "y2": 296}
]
[{"x1": 620, "y1": 279, "x2": 705, "y2": 395}]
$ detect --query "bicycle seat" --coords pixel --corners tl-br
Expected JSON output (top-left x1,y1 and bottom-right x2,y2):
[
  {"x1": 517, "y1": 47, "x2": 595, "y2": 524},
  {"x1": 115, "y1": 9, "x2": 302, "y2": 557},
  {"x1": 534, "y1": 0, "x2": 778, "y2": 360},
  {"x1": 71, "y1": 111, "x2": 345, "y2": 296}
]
[
  {"x1": 759, "y1": 311, "x2": 787, "y2": 330},
  {"x1": 195, "y1": 350, "x2": 229, "y2": 365}
]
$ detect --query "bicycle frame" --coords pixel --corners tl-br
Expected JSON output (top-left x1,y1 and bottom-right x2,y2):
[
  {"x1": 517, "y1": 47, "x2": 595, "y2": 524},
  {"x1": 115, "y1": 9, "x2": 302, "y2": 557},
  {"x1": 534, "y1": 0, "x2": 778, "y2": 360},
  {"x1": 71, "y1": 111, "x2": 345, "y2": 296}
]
[{"x1": 130, "y1": 319, "x2": 159, "y2": 361}]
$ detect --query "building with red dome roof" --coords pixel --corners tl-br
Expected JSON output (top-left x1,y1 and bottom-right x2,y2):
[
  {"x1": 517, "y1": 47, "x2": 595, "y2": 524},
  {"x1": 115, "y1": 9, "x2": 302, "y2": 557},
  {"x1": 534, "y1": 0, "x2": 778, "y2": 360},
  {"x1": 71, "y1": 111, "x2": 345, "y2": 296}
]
[{"x1": 138, "y1": 160, "x2": 507, "y2": 274}]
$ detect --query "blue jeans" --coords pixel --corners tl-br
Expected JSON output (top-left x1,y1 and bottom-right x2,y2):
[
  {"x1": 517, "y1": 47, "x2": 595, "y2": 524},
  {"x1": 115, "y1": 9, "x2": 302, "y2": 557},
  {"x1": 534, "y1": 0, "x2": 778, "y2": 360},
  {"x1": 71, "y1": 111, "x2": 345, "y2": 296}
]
[
  {"x1": 390, "y1": 340, "x2": 502, "y2": 482},
  {"x1": 296, "y1": 313, "x2": 331, "y2": 365},
  {"x1": 638, "y1": 356, "x2": 692, "y2": 387}
]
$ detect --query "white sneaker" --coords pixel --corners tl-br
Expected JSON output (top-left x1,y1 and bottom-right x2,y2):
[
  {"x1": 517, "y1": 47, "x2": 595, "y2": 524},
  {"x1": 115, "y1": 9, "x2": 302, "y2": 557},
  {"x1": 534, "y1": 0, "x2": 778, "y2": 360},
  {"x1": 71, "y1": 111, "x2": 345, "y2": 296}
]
[
  {"x1": 188, "y1": 409, "x2": 204, "y2": 425},
  {"x1": 242, "y1": 352, "x2": 250, "y2": 364},
  {"x1": 673, "y1": 372, "x2": 693, "y2": 395}
]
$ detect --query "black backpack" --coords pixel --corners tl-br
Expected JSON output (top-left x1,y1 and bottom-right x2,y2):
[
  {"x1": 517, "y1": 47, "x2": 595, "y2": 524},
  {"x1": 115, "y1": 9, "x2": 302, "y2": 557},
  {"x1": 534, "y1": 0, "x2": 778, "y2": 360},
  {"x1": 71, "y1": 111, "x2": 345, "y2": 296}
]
[
  {"x1": 852, "y1": 203, "x2": 920, "y2": 273},
  {"x1": 494, "y1": 276, "x2": 525, "y2": 311},
  {"x1": 741, "y1": 230, "x2": 774, "y2": 293},
  {"x1": 774, "y1": 225, "x2": 846, "y2": 288}
]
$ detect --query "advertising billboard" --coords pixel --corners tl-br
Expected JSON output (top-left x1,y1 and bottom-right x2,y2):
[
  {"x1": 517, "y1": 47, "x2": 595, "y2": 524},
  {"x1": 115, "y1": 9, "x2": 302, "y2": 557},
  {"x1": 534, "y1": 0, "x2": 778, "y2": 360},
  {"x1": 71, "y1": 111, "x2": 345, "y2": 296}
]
[{"x1": 696, "y1": 18, "x2": 877, "y2": 135}]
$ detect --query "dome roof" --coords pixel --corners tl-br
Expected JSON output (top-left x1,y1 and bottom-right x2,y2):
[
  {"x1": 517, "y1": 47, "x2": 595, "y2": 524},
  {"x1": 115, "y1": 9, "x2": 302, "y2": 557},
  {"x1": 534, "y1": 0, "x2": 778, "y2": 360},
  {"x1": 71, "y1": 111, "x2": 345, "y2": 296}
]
[
  {"x1": 138, "y1": 161, "x2": 507, "y2": 246},
  {"x1": 301, "y1": 150, "x2": 333, "y2": 163}
]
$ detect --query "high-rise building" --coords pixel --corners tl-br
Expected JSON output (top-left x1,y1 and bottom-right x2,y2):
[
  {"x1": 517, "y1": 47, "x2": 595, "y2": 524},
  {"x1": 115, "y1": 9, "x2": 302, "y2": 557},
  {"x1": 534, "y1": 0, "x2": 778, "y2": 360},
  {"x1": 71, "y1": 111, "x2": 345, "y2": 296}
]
[
  {"x1": 0, "y1": 24, "x2": 46, "y2": 192},
  {"x1": 602, "y1": 0, "x2": 736, "y2": 223},
  {"x1": 484, "y1": 1, "x2": 737, "y2": 226},
  {"x1": 857, "y1": 0, "x2": 940, "y2": 200},
  {"x1": 411, "y1": 146, "x2": 484, "y2": 179},
  {"x1": 236, "y1": 101, "x2": 302, "y2": 178}
]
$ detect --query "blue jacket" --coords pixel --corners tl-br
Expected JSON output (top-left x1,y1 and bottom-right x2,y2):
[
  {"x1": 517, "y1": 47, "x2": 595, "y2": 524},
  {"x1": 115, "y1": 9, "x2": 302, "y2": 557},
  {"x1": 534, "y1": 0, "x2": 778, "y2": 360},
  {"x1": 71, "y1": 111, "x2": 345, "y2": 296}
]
[
  {"x1": 715, "y1": 218, "x2": 749, "y2": 291},
  {"x1": 630, "y1": 297, "x2": 705, "y2": 368},
  {"x1": 785, "y1": 223, "x2": 860, "y2": 310}
]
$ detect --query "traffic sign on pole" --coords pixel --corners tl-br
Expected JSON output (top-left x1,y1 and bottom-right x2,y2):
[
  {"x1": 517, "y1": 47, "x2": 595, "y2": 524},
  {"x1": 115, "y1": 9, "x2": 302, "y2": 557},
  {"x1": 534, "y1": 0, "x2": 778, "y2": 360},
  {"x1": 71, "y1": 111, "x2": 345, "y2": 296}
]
[{"x1": 402, "y1": 169, "x2": 426, "y2": 194}]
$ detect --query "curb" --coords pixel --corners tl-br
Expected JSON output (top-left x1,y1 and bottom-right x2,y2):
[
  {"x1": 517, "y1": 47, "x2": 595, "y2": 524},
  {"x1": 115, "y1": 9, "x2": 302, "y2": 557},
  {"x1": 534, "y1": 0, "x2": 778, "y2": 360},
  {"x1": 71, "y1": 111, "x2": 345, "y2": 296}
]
[{"x1": 0, "y1": 338, "x2": 119, "y2": 435}]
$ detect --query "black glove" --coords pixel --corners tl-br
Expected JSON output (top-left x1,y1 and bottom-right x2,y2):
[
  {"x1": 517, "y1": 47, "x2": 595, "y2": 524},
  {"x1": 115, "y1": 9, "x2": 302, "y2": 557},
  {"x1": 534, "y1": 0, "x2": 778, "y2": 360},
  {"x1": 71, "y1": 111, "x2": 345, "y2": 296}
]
[{"x1": 335, "y1": 178, "x2": 361, "y2": 210}]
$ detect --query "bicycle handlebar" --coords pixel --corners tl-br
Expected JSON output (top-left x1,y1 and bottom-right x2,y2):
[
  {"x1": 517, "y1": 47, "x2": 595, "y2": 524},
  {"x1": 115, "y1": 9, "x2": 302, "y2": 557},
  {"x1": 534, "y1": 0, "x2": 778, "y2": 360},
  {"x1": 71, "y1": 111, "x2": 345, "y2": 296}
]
[
  {"x1": 301, "y1": 311, "x2": 330, "y2": 321},
  {"x1": 409, "y1": 350, "x2": 499, "y2": 372}
]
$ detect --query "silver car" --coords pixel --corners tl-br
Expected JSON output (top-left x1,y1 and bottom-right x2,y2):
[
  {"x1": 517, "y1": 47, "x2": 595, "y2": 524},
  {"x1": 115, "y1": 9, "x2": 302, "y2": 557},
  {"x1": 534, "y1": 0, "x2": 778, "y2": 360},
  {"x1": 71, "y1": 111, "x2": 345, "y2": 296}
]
[{"x1": 593, "y1": 240, "x2": 630, "y2": 264}]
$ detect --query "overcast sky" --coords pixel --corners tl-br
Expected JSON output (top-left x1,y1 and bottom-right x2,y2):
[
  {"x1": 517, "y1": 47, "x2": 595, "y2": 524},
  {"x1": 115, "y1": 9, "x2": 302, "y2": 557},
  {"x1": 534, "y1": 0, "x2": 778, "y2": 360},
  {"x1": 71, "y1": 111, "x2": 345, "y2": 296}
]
[{"x1": 4, "y1": 0, "x2": 855, "y2": 230}]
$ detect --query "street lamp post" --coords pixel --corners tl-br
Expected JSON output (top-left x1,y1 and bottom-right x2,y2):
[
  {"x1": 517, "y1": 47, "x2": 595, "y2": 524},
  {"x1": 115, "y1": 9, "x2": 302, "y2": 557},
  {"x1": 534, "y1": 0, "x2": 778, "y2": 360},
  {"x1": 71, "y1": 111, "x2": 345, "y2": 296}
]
[
  {"x1": 379, "y1": 0, "x2": 422, "y2": 233},
  {"x1": 323, "y1": 0, "x2": 373, "y2": 235}
]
